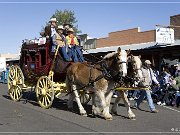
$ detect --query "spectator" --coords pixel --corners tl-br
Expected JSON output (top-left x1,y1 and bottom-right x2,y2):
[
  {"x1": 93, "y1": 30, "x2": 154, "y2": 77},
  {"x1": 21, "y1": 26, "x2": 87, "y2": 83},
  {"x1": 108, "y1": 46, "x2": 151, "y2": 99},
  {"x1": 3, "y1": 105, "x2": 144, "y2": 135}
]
[{"x1": 134, "y1": 60, "x2": 159, "y2": 113}]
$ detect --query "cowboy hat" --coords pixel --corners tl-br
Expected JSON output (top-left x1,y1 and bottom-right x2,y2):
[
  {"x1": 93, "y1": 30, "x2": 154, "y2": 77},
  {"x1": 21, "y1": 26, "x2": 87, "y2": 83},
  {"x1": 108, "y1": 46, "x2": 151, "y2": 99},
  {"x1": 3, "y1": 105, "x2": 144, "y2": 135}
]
[
  {"x1": 67, "y1": 28, "x2": 74, "y2": 33},
  {"x1": 63, "y1": 23, "x2": 72, "y2": 28},
  {"x1": 49, "y1": 18, "x2": 58, "y2": 23},
  {"x1": 57, "y1": 25, "x2": 64, "y2": 30},
  {"x1": 145, "y1": 60, "x2": 151, "y2": 64}
]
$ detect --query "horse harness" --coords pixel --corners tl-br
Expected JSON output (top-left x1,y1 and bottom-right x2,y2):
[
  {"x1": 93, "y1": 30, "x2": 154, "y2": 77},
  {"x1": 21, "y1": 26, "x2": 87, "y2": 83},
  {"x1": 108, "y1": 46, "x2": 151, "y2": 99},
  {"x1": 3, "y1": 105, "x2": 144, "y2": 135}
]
[{"x1": 75, "y1": 60, "x2": 126, "y2": 91}]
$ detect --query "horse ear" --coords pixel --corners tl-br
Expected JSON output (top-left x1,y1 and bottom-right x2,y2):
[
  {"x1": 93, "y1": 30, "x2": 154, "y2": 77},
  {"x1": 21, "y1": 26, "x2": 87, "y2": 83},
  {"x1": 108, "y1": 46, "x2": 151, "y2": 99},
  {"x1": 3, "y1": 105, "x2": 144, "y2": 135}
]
[
  {"x1": 138, "y1": 55, "x2": 141, "y2": 58},
  {"x1": 127, "y1": 49, "x2": 131, "y2": 56},
  {"x1": 117, "y1": 47, "x2": 121, "y2": 54}
]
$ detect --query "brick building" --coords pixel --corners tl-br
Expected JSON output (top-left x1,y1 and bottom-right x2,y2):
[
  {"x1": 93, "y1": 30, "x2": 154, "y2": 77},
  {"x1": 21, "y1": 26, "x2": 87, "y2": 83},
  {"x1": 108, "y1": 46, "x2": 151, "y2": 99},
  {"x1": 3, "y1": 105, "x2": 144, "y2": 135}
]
[
  {"x1": 96, "y1": 28, "x2": 155, "y2": 48},
  {"x1": 83, "y1": 14, "x2": 180, "y2": 70},
  {"x1": 170, "y1": 14, "x2": 180, "y2": 39},
  {"x1": 95, "y1": 14, "x2": 180, "y2": 48}
]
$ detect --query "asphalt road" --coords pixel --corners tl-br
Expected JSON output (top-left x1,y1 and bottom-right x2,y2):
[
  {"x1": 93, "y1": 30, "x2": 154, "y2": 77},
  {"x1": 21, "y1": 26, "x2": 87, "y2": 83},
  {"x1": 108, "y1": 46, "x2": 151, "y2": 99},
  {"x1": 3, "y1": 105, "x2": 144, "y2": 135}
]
[{"x1": 0, "y1": 83, "x2": 180, "y2": 135}]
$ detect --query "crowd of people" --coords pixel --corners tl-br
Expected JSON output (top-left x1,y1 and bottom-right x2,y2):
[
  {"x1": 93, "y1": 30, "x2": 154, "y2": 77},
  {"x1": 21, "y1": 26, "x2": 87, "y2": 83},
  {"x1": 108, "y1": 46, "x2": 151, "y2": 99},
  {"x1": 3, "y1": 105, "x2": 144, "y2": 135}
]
[
  {"x1": 44, "y1": 18, "x2": 85, "y2": 62},
  {"x1": 113, "y1": 60, "x2": 180, "y2": 112}
]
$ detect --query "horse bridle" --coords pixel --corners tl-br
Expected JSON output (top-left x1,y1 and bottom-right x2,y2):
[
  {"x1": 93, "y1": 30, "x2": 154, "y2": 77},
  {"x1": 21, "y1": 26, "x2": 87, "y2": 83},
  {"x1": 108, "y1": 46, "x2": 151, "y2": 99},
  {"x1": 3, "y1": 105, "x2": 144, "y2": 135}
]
[{"x1": 100, "y1": 56, "x2": 127, "y2": 85}]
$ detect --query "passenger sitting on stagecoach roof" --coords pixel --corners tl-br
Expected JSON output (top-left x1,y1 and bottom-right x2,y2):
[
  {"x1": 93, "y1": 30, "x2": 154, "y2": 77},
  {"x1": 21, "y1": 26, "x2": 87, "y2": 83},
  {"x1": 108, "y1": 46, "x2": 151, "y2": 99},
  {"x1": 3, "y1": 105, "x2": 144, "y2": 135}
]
[
  {"x1": 66, "y1": 28, "x2": 85, "y2": 62},
  {"x1": 63, "y1": 23, "x2": 73, "y2": 36},
  {"x1": 52, "y1": 25, "x2": 71, "y2": 62},
  {"x1": 44, "y1": 18, "x2": 58, "y2": 52},
  {"x1": 44, "y1": 18, "x2": 58, "y2": 39}
]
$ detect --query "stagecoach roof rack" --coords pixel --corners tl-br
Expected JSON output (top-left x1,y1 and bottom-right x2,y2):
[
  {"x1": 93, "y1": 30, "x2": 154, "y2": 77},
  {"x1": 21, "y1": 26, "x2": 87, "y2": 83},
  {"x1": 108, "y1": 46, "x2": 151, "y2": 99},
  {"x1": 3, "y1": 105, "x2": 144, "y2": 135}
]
[{"x1": 22, "y1": 37, "x2": 46, "y2": 45}]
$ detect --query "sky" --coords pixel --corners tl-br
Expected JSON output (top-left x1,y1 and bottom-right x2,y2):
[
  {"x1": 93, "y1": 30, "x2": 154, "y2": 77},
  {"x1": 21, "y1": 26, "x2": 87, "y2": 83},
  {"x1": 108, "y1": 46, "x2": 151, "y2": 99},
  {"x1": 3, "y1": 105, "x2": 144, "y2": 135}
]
[{"x1": 0, "y1": 0, "x2": 179, "y2": 54}]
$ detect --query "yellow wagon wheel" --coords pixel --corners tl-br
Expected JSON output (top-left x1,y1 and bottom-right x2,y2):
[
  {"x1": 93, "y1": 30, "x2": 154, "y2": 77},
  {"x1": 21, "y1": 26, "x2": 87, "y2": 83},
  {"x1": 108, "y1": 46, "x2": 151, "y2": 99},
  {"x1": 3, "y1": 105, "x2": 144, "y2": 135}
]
[
  {"x1": 36, "y1": 76, "x2": 54, "y2": 109},
  {"x1": 79, "y1": 90, "x2": 92, "y2": 104},
  {"x1": 8, "y1": 65, "x2": 24, "y2": 101}
]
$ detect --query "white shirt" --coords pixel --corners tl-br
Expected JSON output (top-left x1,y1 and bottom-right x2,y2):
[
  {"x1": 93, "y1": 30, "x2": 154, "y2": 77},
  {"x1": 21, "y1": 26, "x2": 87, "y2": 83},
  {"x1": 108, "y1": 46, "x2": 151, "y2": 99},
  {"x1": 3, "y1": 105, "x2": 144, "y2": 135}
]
[
  {"x1": 51, "y1": 27, "x2": 56, "y2": 37},
  {"x1": 148, "y1": 68, "x2": 159, "y2": 85}
]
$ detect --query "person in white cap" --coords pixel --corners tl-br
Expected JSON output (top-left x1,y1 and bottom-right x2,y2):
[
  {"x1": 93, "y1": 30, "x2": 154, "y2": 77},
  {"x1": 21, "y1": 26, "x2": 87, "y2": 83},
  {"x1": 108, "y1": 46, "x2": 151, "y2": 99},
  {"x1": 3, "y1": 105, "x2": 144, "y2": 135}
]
[
  {"x1": 52, "y1": 25, "x2": 71, "y2": 61},
  {"x1": 134, "y1": 60, "x2": 160, "y2": 113},
  {"x1": 44, "y1": 18, "x2": 58, "y2": 52}
]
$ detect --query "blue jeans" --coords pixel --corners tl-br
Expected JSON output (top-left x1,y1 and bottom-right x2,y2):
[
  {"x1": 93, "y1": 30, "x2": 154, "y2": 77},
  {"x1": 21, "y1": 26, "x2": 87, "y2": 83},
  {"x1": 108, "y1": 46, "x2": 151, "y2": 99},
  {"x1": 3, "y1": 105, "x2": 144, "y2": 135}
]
[
  {"x1": 51, "y1": 45, "x2": 56, "y2": 52},
  {"x1": 67, "y1": 47, "x2": 78, "y2": 62},
  {"x1": 134, "y1": 90, "x2": 156, "y2": 111},
  {"x1": 51, "y1": 35, "x2": 56, "y2": 52},
  {"x1": 74, "y1": 46, "x2": 85, "y2": 62},
  {"x1": 59, "y1": 46, "x2": 70, "y2": 61},
  {"x1": 132, "y1": 90, "x2": 140, "y2": 98}
]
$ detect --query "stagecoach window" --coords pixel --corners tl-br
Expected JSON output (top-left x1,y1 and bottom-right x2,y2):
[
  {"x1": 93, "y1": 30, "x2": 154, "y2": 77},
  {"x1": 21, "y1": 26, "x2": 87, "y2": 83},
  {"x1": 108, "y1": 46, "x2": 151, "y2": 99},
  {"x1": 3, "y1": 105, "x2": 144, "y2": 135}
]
[
  {"x1": 30, "y1": 51, "x2": 36, "y2": 62},
  {"x1": 24, "y1": 51, "x2": 28, "y2": 65},
  {"x1": 40, "y1": 49, "x2": 46, "y2": 65}
]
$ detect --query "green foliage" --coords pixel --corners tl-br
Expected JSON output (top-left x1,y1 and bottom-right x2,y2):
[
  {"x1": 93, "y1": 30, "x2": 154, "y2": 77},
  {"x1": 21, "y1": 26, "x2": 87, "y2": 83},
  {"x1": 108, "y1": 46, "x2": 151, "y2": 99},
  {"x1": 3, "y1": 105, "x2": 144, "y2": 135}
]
[{"x1": 40, "y1": 9, "x2": 81, "y2": 36}]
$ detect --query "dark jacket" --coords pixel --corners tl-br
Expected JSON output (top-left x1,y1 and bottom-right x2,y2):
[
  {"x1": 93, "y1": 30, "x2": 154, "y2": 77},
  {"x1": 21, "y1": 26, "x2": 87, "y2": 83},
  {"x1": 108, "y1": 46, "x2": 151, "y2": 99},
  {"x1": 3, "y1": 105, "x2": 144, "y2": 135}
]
[
  {"x1": 44, "y1": 25, "x2": 51, "y2": 38},
  {"x1": 44, "y1": 25, "x2": 57, "y2": 38}
]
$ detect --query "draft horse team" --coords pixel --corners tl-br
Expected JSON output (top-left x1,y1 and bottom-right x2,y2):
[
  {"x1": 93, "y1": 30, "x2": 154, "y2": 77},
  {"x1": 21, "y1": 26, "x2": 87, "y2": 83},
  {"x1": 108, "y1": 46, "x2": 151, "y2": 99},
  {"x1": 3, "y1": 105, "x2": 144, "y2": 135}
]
[{"x1": 66, "y1": 48, "x2": 144, "y2": 120}]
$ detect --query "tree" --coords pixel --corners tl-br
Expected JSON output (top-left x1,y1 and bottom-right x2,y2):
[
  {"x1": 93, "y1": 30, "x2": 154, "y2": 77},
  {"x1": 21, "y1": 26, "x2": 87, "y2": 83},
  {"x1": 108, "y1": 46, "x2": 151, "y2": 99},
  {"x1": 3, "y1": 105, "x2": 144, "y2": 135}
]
[{"x1": 40, "y1": 9, "x2": 81, "y2": 36}]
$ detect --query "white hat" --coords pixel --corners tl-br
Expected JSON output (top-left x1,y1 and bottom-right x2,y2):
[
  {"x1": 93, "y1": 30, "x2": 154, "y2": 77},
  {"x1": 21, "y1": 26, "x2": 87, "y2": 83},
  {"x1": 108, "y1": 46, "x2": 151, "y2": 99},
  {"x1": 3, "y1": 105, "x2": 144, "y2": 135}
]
[
  {"x1": 67, "y1": 28, "x2": 74, "y2": 33},
  {"x1": 49, "y1": 18, "x2": 58, "y2": 23},
  {"x1": 57, "y1": 25, "x2": 64, "y2": 30},
  {"x1": 145, "y1": 60, "x2": 151, "y2": 64}
]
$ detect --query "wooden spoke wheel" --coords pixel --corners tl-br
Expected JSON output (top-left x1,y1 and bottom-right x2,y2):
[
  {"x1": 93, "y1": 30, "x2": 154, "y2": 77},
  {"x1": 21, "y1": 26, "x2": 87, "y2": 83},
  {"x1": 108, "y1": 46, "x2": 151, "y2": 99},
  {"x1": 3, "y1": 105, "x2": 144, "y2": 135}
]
[
  {"x1": 79, "y1": 91, "x2": 91, "y2": 104},
  {"x1": 8, "y1": 65, "x2": 24, "y2": 101},
  {"x1": 36, "y1": 76, "x2": 54, "y2": 109}
]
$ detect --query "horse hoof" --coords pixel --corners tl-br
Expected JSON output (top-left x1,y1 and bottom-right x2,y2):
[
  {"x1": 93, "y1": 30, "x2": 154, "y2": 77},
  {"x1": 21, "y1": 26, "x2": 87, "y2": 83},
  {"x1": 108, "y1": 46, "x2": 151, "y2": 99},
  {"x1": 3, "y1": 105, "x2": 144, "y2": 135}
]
[
  {"x1": 105, "y1": 117, "x2": 113, "y2": 120},
  {"x1": 92, "y1": 113, "x2": 98, "y2": 117},
  {"x1": 81, "y1": 113, "x2": 87, "y2": 117},
  {"x1": 68, "y1": 108, "x2": 73, "y2": 112},
  {"x1": 130, "y1": 117, "x2": 136, "y2": 120},
  {"x1": 111, "y1": 111, "x2": 118, "y2": 115},
  {"x1": 129, "y1": 116, "x2": 136, "y2": 120}
]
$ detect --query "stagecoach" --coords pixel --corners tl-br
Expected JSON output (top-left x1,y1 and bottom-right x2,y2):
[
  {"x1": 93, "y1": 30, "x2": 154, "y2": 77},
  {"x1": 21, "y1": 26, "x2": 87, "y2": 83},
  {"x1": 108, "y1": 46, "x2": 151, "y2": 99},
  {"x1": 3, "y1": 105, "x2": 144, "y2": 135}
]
[
  {"x1": 7, "y1": 38, "x2": 90, "y2": 108},
  {"x1": 7, "y1": 37, "x2": 149, "y2": 121}
]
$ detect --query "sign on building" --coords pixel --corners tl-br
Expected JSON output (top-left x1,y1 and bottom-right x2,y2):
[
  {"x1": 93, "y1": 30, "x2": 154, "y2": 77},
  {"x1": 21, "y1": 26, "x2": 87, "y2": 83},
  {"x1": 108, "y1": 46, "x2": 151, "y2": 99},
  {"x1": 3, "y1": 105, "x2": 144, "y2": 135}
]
[{"x1": 156, "y1": 27, "x2": 174, "y2": 44}]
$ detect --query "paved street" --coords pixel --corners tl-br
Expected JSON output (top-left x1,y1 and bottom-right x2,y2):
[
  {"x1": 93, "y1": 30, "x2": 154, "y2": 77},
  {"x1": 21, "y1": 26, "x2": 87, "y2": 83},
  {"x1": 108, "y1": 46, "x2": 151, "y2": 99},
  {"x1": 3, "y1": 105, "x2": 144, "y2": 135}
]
[{"x1": 0, "y1": 83, "x2": 180, "y2": 135}]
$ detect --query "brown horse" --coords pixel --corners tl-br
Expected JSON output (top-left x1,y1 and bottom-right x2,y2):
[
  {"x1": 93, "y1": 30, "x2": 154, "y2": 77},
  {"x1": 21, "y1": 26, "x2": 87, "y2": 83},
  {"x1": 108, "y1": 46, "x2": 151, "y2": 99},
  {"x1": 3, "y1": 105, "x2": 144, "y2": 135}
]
[
  {"x1": 111, "y1": 55, "x2": 142, "y2": 119},
  {"x1": 65, "y1": 47, "x2": 129, "y2": 120}
]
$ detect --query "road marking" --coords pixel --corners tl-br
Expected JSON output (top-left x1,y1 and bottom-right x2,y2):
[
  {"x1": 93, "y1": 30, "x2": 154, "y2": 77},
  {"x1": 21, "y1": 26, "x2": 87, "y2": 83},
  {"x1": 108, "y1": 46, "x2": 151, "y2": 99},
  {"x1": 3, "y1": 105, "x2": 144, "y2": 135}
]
[{"x1": 163, "y1": 106, "x2": 180, "y2": 113}]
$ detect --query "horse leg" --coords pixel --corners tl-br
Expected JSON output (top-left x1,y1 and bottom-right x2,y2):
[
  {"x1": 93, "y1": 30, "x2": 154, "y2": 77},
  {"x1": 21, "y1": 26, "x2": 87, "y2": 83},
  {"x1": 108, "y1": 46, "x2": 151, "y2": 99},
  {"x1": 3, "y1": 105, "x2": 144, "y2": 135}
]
[
  {"x1": 105, "y1": 90, "x2": 114, "y2": 115},
  {"x1": 72, "y1": 85, "x2": 87, "y2": 116},
  {"x1": 66, "y1": 78, "x2": 74, "y2": 110},
  {"x1": 111, "y1": 93, "x2": 121, "y2": 115},
  {"x1": 67, "y1": 93, "x2": 75, "y2": 111},
  {"x1": 92, "y1": 93, "x2": 101, "y2": 116},
  {"x1": 96, "y1": 90, "x2": 112, "y2": 120},
  {"x1": 121, "y1": 91, "x2": 136, "y2": 119}
]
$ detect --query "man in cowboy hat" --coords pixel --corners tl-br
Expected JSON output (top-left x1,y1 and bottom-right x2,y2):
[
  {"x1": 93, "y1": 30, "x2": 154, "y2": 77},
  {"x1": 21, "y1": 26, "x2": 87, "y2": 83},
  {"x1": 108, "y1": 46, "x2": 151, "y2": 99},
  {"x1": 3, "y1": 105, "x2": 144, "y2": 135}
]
[
  {"x1": 44, "y1": 18, "x2": 58, "y2": 52},
  {"x1": 52, "y1": 25, "x2": 71, "y2": 61},
  {"x1": 66, "y1": 28, "x2": 85, "y2": 62},
  {"x1": 44, "y1": 18, "x2": 58, "y2": 39},
  {"x1": 63, "y1": 23, "x2": 73, "y2": 36}
]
